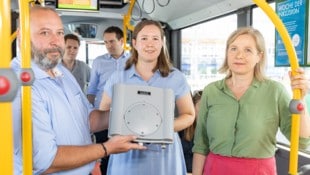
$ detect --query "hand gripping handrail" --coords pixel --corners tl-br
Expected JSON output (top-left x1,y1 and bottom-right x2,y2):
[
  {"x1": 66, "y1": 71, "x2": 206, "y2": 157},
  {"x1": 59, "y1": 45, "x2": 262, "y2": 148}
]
[{"x1": 253, "y1": 1, "x2": 302, "y2": 174}]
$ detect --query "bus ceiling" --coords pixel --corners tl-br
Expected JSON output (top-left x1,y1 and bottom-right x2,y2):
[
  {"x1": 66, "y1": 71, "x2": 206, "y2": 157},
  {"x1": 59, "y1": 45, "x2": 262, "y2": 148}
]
[{"x1": 11, "y1": 0, "x2": 255, "y2": 30}]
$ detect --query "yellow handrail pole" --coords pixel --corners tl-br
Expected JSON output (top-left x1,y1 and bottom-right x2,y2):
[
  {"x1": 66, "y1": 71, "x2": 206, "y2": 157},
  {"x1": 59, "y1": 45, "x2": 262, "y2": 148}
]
[
  {"x1": 252, "y1": 1, "x2": 301, "y2": 174},
  {"x1": 19, "y1": 1, "x2": 33, "y2": 175},
  {"x1": 11, "y1": 31, "x2": 17, "y2": 43},
  {"x1": 123, "y1": 0, "x2": 136, "y2": 50},
  {"x1": 0, "y1": 0, "x2": 13, "y2": 174}
]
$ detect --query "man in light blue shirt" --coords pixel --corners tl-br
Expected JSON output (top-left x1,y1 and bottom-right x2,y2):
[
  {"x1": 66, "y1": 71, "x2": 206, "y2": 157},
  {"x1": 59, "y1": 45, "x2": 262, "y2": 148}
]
[
  {"x1": 11, "y1": 6, "x2": 145, "y2": 175},
  {"x1": 86, "y1": 26, "x2": 130, "y2": 175},
  {"x1": 87, "y1": 26, "x2": 130, "y2": 109}
]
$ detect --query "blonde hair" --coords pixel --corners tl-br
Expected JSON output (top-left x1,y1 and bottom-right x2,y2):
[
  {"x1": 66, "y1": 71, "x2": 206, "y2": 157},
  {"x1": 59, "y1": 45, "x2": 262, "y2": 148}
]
[{"x1": 218, "y1": 26, "x2": 268, "y2": 81}]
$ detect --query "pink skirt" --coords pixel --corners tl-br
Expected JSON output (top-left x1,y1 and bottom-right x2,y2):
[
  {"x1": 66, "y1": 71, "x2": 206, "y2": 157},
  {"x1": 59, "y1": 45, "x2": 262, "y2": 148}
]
[{"x1": 203, "y1": 152, "x2": 277, "y2": 175}]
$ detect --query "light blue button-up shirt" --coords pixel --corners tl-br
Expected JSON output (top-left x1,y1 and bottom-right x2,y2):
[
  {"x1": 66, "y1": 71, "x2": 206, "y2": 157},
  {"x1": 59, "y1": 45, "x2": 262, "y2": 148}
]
[
  {"x1": 87, "y1": 52, "x2": 130, "y2": 108},
  {"x1": 104, "y1": 65, "x2": 189, "y2": 99},
  {"x1": 11, "y1": 56, "x2": 95, "y2": 175},
  {"x1": 11, "y1": 57, "x2": 24, "y2": 175}
]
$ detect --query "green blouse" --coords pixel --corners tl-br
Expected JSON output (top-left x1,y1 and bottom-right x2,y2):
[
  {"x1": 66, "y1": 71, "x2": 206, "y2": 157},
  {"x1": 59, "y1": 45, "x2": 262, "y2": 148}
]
[{"x1": 193, "y1": 78, "x2": 310, "y2": 158}]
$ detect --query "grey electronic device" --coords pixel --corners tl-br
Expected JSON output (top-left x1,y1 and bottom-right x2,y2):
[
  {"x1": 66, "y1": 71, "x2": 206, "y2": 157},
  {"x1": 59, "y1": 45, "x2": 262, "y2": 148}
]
[{"x1": 108, "y1": 84, "x2": 175, "y2": 144}]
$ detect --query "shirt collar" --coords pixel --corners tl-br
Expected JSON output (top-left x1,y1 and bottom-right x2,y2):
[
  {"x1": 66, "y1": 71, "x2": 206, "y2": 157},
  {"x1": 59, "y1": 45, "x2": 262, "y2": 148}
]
[
  {"x1": 127, "y1": 65, "x2": 161, "y2": 80},
  {"x1": 31, "y1": 61, "x2": 63, "y2": 79},
  {"x1": 107, "y1": 51, "x2": 130, "y2": 60},
  {"x1": 218, "y1": 77, "x2": 261, "y2": 91},
  {"x1": 127, "y1": 65, "x2": 137, "y2": 78}
]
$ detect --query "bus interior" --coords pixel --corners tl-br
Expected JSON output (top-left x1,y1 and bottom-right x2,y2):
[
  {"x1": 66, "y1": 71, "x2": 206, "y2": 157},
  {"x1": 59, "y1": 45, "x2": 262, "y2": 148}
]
[{"x1": 6, "y1": 0, "x2": 310, "y2": 174}]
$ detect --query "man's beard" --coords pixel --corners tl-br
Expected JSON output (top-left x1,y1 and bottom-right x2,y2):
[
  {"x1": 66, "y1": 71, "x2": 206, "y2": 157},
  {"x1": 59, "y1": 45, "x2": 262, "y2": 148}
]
[{"x1": 32, "y1": 44, "x2": 64, "y2": 71}]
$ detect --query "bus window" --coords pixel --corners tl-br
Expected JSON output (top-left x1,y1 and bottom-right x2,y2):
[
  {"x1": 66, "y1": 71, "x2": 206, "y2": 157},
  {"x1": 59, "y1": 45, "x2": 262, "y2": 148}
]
[
  {"x1": 181, "y1": 14, "x2": 237, "y2": 92},
  {"x1": 252, "y1": 2, "x2": 289, "y2": 84},
  {"x1": 76, "y1": 41, "x2": 107, "y2": 67},
  {"x1": 253, "y1": 2, "x2": 310, "y2": 155}
]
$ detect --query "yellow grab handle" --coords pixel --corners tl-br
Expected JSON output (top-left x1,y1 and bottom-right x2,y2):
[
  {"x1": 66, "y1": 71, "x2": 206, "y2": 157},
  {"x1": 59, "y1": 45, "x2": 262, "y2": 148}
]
[{"x1": 252, "y1": 1, "x2": 301, "y2": 174}]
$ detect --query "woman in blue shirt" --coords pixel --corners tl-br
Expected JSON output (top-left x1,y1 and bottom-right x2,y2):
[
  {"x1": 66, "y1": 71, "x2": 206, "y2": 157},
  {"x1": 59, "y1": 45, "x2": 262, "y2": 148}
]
[{"x1": 99, "y1": 19, "x2": 195, "y2": 175}]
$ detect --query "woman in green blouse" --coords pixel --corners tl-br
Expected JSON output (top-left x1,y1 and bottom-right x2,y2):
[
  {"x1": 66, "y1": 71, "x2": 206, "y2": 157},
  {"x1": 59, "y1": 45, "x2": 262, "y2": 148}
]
[{"x1": 192, "y1": 26, "x2": 310, "y2": 175}]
